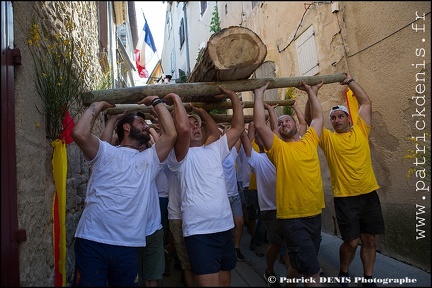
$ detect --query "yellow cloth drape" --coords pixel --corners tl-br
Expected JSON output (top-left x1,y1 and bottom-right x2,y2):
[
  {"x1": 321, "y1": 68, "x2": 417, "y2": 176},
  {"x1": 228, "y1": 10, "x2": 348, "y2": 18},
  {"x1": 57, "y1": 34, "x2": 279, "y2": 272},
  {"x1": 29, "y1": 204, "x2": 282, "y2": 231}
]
[
  {"x1": 345, "y1": 87, "x2": 358, "y2": 123},
  {"x1": 52, "y1": 139, "x2": 67, "y2": 286}
]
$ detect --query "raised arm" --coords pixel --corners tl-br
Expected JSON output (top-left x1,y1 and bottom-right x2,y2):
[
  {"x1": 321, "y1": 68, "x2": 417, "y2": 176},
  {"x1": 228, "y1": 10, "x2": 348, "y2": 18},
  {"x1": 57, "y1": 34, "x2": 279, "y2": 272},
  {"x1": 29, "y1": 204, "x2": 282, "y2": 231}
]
[
  {"x1": 291, "y1": 100, "x2": 307, "y2": 136},
  {"x1": 100, "y1": 111, "x2": 125, "y2": 145},
  {"x1": 304, "y1": 80, "x2": 324, "y2": 126},
  {"x1": 341, "y1": 73, "x2": 372, "y2": 125},
  {"x1": 137, "y1": 94, "x2": 177, "y2": 162},
  {"x1": 263, "y1": 103, "x2": 280, "y2": 137},
  {"x1": 167, "y1": 94, "x2": 190, "y2": 162},
  {"x1": 217, "y1": 86, "x2": 245, "y2": 150},
  {"x1": 297, "y1": 81, "x2": 323, "y2": 137},
  {"x1": 253, "y1": 82, "x2": 274, "y2": 150},
  {"x1": 240, "y1": 129, "x2": 252, "y2": 157},
  {"x1": 72, "y1": 101, "x2": 114, "y2": 160}
]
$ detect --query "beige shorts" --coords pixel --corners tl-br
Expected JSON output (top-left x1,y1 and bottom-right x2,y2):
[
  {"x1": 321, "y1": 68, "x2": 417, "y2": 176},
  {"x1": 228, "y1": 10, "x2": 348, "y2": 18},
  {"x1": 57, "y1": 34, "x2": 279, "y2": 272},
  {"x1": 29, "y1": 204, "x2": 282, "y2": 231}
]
[{"x1": 169, "y1": 219, "x2": 192, "y2": 270}]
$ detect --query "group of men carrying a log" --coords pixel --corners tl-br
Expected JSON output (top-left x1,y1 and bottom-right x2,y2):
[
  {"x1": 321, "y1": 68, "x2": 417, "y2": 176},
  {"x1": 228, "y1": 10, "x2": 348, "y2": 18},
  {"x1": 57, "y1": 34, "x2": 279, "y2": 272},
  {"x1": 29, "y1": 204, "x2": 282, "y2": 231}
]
[{"x1": 70, "y1": 72, "x2": 384, "y2": 287}]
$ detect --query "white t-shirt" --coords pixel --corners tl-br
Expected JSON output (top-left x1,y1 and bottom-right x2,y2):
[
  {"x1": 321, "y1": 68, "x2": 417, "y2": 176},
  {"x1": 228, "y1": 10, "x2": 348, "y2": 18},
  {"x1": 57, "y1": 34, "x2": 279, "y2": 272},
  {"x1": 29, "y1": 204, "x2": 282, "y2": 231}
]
[
  {"x1": 168, "y1": 134, "x2": 234, "y2": 237},
  {"x1": 75, "y1": 139, "x2": 162, "y2": 247},
  {"x1": 166, "y1": 166, "x2": 182, "y2": 220},
  {"x1": 223, "y1": 148, "x2": 239, "y2": 197},
  {"x1": 238, "y1": 145, "x2": 251, "y2": 188},
  {"x1": 247, "y1": 150, "x2": 277, "y2": 211},
  {"x1": 155, "y1": 165, "x2": 169, "y2": 198}
]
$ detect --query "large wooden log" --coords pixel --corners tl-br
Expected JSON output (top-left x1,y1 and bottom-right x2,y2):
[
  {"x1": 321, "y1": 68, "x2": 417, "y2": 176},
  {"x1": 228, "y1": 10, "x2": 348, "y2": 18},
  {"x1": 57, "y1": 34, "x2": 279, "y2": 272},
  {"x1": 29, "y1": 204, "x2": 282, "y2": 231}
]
[
  {"x1": 83, "y1": 73, "x2": 345, "y2": 105},
  {"x1": 106, "y1": 100, "x2": 295, "y2": 115},
  {"x1": 188, "y1": 26, "x2": 267, "y2": 83}
]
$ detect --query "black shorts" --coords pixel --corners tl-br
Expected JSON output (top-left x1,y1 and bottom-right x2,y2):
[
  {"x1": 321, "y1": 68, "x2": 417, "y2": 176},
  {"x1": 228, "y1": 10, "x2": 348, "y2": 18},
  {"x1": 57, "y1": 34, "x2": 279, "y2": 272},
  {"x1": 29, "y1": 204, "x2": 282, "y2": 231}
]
[
  {"x1": 334, "y1": 190, "x2": 385, "y2": 241},
  {"x1": 279, "y1": 214, "x2": 322, "y2": 276},
  {"x1": 243, "y1": 187, "x2": 259, "y2": 220}
]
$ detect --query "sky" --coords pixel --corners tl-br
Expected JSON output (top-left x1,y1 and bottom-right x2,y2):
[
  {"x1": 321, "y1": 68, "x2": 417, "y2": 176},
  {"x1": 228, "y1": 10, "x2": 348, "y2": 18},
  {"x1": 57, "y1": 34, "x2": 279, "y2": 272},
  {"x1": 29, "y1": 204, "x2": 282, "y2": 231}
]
[{"x1": 134, "y1": 1, "x2": 167, "y2": 82}]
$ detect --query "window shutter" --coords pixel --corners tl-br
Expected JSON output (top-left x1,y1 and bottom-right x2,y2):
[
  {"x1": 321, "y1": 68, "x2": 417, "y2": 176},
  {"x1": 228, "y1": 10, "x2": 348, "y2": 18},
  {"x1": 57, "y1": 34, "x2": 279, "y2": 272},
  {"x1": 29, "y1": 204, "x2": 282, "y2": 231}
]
[{"x1": 296, "y1": 26, "x2": 319, "y2": 76}]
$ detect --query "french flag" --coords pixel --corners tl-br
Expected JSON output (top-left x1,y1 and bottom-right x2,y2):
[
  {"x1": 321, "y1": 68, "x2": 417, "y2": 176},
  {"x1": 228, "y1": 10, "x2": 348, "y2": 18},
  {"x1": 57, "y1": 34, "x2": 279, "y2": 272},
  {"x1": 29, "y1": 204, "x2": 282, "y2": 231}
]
[{"x1": 135, "y1": 16, "x2": 157, "y2": 78}]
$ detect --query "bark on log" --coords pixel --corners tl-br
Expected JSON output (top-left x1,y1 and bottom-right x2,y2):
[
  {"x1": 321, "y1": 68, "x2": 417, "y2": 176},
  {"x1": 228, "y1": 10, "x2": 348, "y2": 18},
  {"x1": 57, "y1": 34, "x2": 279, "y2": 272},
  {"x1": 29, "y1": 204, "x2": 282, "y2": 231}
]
[
  {"x1": 139, "y1": 113, "x2": 259, "y2": 125},
  {"x1": 188, "y1": 26, "x2": 267, "y2": 83},
  {"x1": 83, "y1": 73, "x2": 345, "y2": 105},
  {"x1": 106, "y1": 100, "x2": 295, "y2": 115}
]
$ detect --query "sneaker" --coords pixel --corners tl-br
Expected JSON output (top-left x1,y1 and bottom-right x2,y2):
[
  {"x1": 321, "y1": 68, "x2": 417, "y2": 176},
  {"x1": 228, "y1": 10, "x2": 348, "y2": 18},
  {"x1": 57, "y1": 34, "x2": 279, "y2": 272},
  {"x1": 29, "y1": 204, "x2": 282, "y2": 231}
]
[
  {"x1": 337, "y1": 272, "x2": 350, "y2": 287},
  {"x1": 235, "y1": 248, "x2": 246, "y2": 262},
  {"x1": 255, "y1": 246, "x2": 264, "y2": 257},
  {"x1": 264, "y1": 270, "x2": 281, "y2": 287}
]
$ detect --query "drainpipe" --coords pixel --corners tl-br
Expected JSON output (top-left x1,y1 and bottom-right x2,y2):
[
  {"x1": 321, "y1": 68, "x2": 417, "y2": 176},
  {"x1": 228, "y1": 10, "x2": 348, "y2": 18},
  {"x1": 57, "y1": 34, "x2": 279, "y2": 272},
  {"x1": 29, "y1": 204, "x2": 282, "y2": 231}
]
[{"x1": 183, "y1": 2, "x2": 191, "y2": 75}]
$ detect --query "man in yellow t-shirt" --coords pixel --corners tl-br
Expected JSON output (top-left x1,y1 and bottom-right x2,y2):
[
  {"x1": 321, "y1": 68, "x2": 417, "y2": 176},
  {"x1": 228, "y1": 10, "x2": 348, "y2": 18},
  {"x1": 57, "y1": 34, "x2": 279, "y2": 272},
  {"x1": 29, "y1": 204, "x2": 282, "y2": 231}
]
[
  {"x1": 305, "y1": 73, "x2": 385, "y2": 287},
  {"x1": 254, "y1": 80, "x2": 325, "y2": 286}
]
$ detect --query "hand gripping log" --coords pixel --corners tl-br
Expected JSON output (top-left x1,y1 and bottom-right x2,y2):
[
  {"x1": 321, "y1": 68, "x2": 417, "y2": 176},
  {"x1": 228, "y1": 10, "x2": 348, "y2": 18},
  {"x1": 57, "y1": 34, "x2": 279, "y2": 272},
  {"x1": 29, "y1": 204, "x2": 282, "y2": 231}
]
[{"x1": 82, "y1": 73, "x2": 346, "y2": 106}]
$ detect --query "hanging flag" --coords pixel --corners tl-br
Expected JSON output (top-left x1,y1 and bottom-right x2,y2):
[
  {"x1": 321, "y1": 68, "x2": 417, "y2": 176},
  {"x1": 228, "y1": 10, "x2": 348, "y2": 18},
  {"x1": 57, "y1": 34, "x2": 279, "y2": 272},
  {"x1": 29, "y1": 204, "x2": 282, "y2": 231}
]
[
  {"x1": 60, "y1": 108, "x2": 75, "y2": 144},
  {"x1": 52, "y1": 139, "x2": 67, "y2": 287},
  {"x1": 134, "y1": 16, "x2": 157, "y2": 78},
  {"x1": 345, "y1": 87, "x2": 358, "y2": 124}
]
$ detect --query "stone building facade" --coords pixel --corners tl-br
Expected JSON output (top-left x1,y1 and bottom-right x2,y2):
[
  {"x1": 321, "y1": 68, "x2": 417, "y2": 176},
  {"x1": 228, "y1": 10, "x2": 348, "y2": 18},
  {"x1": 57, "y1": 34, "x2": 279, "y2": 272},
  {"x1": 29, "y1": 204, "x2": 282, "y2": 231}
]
[{"x1": 2, "y1": 1, "x2": 137, "y2": 286}]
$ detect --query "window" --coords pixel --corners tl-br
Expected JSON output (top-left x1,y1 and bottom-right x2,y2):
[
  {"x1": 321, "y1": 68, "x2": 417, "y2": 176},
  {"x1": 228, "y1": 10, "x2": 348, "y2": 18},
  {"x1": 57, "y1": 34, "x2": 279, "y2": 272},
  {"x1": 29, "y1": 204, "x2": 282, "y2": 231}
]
[
  {"x1": 295, "y1": 26, "x2": 319, "y2": 76},
  {"x1": 200, "y1": 1, "x2": 208, "y2": 17},
  {"x1": 179, "y1": 18, "x2": 185, "y2": 48}
]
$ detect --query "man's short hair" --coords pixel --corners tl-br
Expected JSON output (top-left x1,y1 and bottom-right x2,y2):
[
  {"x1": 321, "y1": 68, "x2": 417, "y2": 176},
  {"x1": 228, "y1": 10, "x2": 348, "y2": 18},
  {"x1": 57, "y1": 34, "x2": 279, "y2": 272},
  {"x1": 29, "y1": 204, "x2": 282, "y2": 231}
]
[{"x1": 116, "y1": 112, "x2": 143, "y2": 142}]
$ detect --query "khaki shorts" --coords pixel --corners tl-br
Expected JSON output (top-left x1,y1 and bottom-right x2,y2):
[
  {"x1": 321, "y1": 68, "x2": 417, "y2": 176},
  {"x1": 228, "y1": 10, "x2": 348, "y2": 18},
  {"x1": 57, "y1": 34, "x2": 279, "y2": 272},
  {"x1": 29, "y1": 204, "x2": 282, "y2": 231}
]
[{"x1": 169, "y1": 219, "x2": 192, "y2": 270}]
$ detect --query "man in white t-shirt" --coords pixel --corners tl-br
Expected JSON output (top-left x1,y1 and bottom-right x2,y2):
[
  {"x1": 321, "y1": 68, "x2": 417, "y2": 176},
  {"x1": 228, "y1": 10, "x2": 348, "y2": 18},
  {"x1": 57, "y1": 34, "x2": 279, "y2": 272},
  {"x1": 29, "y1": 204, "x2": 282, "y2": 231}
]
[
  {"x1": 71, "y1": 93, "x2": 182, "y2": 287},
  {"x1": 167, "y1": 86, "x2": 244, "y2": 286}
]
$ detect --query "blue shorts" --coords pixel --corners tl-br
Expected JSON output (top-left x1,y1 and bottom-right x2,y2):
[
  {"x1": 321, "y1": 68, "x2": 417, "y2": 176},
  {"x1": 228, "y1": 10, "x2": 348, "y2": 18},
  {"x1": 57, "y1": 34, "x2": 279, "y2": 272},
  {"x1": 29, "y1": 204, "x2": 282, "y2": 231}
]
[
  {"x1": 279, "y1": 214, "x2": 322, "y2": 276},
  {"x1": 72, "y1": 238, "x2": 138, "y2": 287},
  {"x1": 184, "y1": 230, "x2": 237, "y2": 275},
  {"x1": 229, "y1": 194, "x2": 244, "y2": 217}
]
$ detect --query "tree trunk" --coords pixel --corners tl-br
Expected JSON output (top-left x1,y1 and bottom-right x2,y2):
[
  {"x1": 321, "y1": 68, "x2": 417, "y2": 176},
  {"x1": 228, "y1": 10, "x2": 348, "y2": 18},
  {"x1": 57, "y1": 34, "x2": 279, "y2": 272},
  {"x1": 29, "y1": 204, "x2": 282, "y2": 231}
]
[
  {"x1": 106, "y1": 100, "x2": 295, "y2": 115},
  {"x1": 188, "y1": 26, "x2": 267, "y2": 83}
]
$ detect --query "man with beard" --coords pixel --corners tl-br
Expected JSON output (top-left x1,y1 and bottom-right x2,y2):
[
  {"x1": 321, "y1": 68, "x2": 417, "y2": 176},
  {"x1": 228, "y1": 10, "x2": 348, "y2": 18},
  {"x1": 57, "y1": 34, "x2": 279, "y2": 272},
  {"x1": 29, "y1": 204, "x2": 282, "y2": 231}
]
[
  {"x1": 71, "y1": 93, "x2": 181, "y2": 287},
  {"x1": 253, "y1": 81, "x2": 325, "y2": 287}
]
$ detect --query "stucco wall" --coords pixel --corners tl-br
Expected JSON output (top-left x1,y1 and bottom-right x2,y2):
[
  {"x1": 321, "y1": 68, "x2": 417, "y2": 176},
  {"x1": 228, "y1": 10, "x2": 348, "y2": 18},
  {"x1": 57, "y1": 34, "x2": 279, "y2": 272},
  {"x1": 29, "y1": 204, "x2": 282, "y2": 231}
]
[
  {"x1": 13, "y1": 1, "x2": 104, "y2": 286},
  {"x1": 217, "y1": 1, "x2": 431, "y2": 272}
]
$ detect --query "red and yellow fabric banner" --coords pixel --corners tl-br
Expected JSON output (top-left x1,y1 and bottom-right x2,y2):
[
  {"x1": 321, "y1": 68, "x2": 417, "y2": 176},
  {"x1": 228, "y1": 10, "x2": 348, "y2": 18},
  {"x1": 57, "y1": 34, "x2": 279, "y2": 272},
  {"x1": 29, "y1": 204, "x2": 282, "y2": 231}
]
[
  {"x1": 52, "y1": 139, "x2": 67, "y2": 286},
  {"x1": 345, "y1": 87, "x2": 358, "y2": 123}
]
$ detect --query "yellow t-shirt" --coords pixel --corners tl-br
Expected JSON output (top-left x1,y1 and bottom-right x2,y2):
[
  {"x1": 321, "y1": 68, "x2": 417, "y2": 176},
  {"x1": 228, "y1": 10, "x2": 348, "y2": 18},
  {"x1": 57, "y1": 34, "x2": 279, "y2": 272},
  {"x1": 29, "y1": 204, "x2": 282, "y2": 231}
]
[
  {"x1": 248, "y1": 139, "x2": 259, "y2": 190},
  {"x1": 320, "y1": 116, "x2": 380, "y2": 197},
  {"x1": 266, "y1": 128, "x2": 324, "y2": 219}
]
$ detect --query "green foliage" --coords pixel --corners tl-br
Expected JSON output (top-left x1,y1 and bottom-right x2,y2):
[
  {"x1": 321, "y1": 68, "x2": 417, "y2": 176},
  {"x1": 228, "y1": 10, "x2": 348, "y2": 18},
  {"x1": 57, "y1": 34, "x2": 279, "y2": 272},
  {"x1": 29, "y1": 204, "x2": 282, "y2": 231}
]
[
  {"x1": 27, "y1": 18, "x2": 91, "y2": 140},
  {"x1": 210, "y1": 5, "x2": 221, "y2": 34},
  {"x1": 282, "y1": 88, "x2": 295, "y2": 116},
  {"x1": 209, "y1": 108, "x2": 227, "y2": 115},
  {"x1": 179, "y1": 70, "x2": 188, "y2": 83}
]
